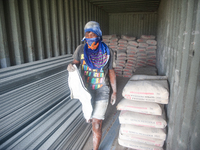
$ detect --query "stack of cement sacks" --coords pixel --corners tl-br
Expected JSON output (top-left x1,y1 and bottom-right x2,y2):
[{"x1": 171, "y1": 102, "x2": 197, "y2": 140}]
[
  {"x1": 137, "y1": 35, "x2": 157, "y2": 67},
  {"x1": 102, "y1": 34, "x2": 118, "y2": 68},
  {"x1": 117, "y1": 75, "x2": 169, "y2": 150},
  {"x1": 102, "y1": 34, "x2": 157, "y2": 78}
]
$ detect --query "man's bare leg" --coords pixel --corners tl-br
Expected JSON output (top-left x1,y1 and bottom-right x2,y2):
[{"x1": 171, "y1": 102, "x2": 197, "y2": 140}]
[{"x1": 92, "y1": 118, "x2": 103, "y2": 150}]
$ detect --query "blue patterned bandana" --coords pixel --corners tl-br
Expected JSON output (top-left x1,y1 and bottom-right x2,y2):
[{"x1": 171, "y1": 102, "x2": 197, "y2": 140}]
[{"x1": 82, "y1": 21, "x2": 110, "y2": 69}]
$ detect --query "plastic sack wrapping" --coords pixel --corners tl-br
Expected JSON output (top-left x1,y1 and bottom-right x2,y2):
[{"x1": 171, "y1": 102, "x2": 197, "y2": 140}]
[
  {"x1": 119, "y1": 131, "x2": 164, "y2": 147},
  {"x1": 68, "y1": 65, "x2": 93, "y2": 121},
  {"x1": 118, "y1": 138, "x2": 163, "y2": 150},
  {"x1": 122, "y1": 79, "x2": 169, "y2": 104},
  {"x1": 117, "y1": 98, "x2": 163, "y2": 115},
  {"x1": 119, "y1": 110, "x2": 167, "y2": 128},
  {"x1": 120, "y1": 124, "x2": 166, "y2": 140}
]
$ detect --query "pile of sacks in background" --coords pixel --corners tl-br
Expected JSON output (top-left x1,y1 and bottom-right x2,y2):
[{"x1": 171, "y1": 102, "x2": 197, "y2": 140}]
[
  {"x1": 116, "y1": 75, "x2": 169, "y2": 150},
  {"x1": 102, "y1": 34, "x2": 157, "y2": 78}
]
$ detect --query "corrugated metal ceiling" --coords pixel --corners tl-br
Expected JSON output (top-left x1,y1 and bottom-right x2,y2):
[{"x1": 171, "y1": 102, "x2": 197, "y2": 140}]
[{"x1": 87, "y1": 0, "x2": 161, "y2": 13}]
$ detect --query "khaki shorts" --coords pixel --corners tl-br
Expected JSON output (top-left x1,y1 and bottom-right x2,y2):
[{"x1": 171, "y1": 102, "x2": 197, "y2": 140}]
[{"x1": 92, "y1": 100, "x2": 108, "y2": 120}]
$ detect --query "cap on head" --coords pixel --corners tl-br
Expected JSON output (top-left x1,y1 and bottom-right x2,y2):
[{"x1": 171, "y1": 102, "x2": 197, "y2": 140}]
[{"x1": 84, "y1": 21, "x2": 102, "y2": 38}]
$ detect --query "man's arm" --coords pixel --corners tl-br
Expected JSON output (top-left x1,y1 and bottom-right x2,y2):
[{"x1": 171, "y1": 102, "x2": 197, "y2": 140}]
[{"x1": 109, "y1": 69, "x2": 117, "y2": 105}]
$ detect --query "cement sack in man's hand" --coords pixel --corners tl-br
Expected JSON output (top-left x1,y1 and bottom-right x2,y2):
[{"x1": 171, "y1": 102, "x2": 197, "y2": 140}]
[
  {"x1": 120, "y1": 124, "x2": 166, "y2": 140},
  {"x1": 119, "y1": 131, "x2": 164, "y2": 147},
  {"x1": 119, "y1": 110, "x2": 167, "y2": 128},
  {"x1": 117, "y1": 98, "x2": 162, "y2": 115},
  {"x1": 68, "y1": 65, "x2": 92, "y2": 121},
  {"x1": 122, "y1": 79, "x2": 169, "y2": 104},
  {"x1": 118, "y1": 138, "x2": 163, "y2": 150}
]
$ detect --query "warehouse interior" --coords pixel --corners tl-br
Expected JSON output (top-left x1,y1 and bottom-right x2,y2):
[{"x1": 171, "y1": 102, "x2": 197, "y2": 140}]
[{"x1": 0, "y1": 0, "x2": 199, "y2": 150}]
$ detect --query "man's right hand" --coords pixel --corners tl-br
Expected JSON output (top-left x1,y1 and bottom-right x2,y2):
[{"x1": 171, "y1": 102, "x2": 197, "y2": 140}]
[{"x1": 67, "y1": 64, "x2": 75, "y2": 72}]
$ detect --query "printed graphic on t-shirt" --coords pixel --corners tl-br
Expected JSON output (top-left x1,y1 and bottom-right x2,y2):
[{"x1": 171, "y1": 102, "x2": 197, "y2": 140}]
[{"x1": 81, "y1": 54, "x2": 105, "y2": 90}]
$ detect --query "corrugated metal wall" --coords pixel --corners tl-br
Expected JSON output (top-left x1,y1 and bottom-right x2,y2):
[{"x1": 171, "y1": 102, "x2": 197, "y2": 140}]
[
  {"x1": 157, "y1": 0, "x2": 200, "y2": 150},
  {"x1": 0, "y1": 0, "x2": 109, "y2": 69},
  {"x1": 109, "y1": 12, "x2": 157, "y2": 38}
]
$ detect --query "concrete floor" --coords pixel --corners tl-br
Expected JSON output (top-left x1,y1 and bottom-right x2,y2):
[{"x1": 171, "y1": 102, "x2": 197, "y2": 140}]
[{"x1": 82, "y1": 76, "x2": 133, "y2": 150}]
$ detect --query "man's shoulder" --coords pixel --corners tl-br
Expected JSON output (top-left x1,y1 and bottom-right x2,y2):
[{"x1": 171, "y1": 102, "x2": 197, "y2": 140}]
[{"x1": 76, "y1": 44, "x2": 85, "y2": 52}]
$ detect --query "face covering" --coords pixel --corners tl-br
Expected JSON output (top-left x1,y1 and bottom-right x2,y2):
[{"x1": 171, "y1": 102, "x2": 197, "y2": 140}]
[{"x1": 85, "y1": 37, "x2": 100, "y2": 50}]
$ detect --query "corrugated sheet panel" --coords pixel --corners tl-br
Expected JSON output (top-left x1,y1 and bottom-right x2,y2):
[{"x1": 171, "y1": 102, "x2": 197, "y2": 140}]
[
  {"x1": 109, "y1": 12, "x2": 157, "y2": 38},
  {"x1": 0, "y1": 55, "x2": 92, "y2": 149},
  {"x1": 0, "y1": 0, "x2": 109, "y2": 69},
  {"x1": 157, "y1": 0, "x2": 200, "y2": 150},
  {"x1": 88, "y1": 0, "x2": 161, "y2": 13}
]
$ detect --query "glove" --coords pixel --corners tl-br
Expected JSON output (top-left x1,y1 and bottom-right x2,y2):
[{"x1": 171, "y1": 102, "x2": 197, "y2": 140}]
[{"x1": 67, "y1": 64, "x2": 75, "y2": 72}]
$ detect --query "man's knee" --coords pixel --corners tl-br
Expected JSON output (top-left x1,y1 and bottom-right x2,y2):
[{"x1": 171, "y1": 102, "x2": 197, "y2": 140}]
[{"x1": 92, "y1": 118, "x2": 102, "y2": 131}]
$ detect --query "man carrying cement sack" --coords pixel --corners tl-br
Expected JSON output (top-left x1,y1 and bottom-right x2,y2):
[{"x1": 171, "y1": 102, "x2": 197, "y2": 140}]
[{"x1": 67, "y1": 21, "x2": 116, "y2": 150}]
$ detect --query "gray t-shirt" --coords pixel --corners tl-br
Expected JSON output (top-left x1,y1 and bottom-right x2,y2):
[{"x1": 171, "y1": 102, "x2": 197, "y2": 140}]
[{"x1": 73, "y1": 44, "x2": 113, "y2": 90}]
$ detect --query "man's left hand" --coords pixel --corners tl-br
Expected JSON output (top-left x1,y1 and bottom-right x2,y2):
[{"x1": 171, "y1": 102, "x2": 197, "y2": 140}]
[{"x1": 110, "y1": 92, "x2": 116, "y2": 105}]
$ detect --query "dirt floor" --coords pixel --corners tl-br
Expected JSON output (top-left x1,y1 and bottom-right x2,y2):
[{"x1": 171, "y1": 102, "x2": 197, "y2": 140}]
[{"x1": 82, "y1": 76, "x2": 133, "y2": 150}]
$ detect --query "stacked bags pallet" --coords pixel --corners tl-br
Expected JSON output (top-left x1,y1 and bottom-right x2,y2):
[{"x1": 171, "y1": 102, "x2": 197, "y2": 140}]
[
  {"x1": 102, "y1": 34, "x2": 118, "y2": 69},
  {"x1": 117, "y1": 75, "x2": 169, "y2": 150},
  {"x1": 137, "y1": 35, "x2": 157, "y2": 67},
  {"x1": 102, "y1": 35, "x2": 157, "y2": 78}
]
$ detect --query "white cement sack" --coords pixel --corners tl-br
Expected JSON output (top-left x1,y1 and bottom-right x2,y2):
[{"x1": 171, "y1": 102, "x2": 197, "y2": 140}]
[
  {"x1": 127, "y1": 50, "x2": 137, "y2": 54},
  {"x1": 102, "y1": 38, "x2": 110, "y2": 43},
  {"x1": 117, "y1": 47, "x2": 127, "y2": 51},
  {"x1": 118, "y1": 39, "x2": 128, "y2": 44},
  {"x1": 127, "y1": 45, "x2": 138, "y2": 51},
  {"x1": 146, "y1": 49, "x2": 156, "y2": 55},
  {"x1": 137, "y1": 38, "x2": 147, "y2": 43},
  {"x1": 147, "y1": 62, "x2": 156, "y2": 66},
  {"x1": 117, "y1": 98, "x2": 162, "y2": 115},
  {"x1": 130, "y1": 75, "x2": 167, "y2": 81},
  {"x1": 118, "y1": 138, "x2": 163, "y2": 150},
  {"x1": 123, "y1": 75, "x2": 133, "y2": 78},
  {"x1": 120, "y1": 124, "x2": 166, "y2": 140},
  {"x1": 122, "y1": 80, "x2": 169, "y2": 104},
  {"x1": 118, "y1": 43, "x2": 128, "y2": 47},
  {"x1": 121, "y1": 35, "x2": 136, "y2": 41},
  {"x1": 119, "y1": 110, "x2": 167, "y2": 128},
  {"x1": 109, "y1": 42, "x2": 118, "y2": 46},
  {"x1": 139, "y1": 43, "x2": 149, "y2": 48},
  {"x1": 147, "y1": 46, "x2": 157, "y2": 50},
  {"x1": 119, "y1": 131, "x2": 164, "y2": 147},
  {"x1": 109, "y1": 45, "x2": 118, "y2": 50},
  {"x1": 146, "y1": 40, "x2": 157, "y2": 45},
  {"x1": 137, "y1": 47, "x2": 146, "y2": 53},
  {"x1": 128, "y1": 41, "x2": 138, "y2": 46},
  {"x1": 141, "y1": 35, "x2": 156, "y2": 40},
  {"x1": 110, "y1": 38, "x2": 119, "y2": 42},
  {"x1": 123, "y1": 68, "x2": 133, "y2": 73},
  {"x1": 147, "y1": 55, "x2": 156, "y2": 59}
]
